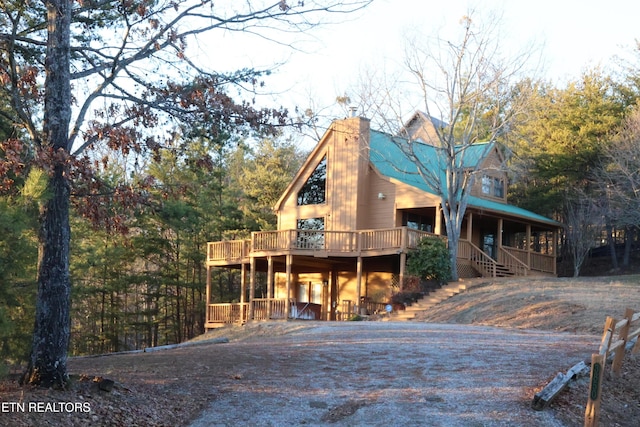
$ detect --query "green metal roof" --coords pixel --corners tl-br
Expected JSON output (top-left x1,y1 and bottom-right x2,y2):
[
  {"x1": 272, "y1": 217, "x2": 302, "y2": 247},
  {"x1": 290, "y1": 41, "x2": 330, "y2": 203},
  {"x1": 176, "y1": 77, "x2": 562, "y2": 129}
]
[{"x1": 369, "y1": 130, "x2": 560, "y2": 227}]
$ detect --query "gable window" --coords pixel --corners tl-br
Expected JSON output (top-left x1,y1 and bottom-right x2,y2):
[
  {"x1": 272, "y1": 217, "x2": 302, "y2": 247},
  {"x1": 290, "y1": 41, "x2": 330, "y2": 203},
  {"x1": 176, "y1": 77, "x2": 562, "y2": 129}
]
[
  {"x1": 297, "y1": 218, "x2": 325, "y2": 249},
  {"x1": 481, "y1": 175, "x2": 492, "y2": 195},
  {"x1": 481, "y1": 174, "x2": 505, "y2": 198},
  {"x1": 493, "y1": 178, "x2": 504, "y2": 198},
  {"x1": 297, "y1": 156, "x2": 327, "y2": 205}
]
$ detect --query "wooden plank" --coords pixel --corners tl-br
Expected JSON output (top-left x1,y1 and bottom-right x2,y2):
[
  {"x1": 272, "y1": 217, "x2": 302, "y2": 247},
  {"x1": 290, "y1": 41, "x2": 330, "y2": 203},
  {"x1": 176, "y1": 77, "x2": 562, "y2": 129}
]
[
  {"x1": 531, "y1": 361, "x2": 588, "y2": 411},
  {"x1": 612, "y1": 308, "x2": 634, "y2": 377},
  {"x1": 598, "y1": 316, "x2": 616, "y2": 357},
  {"x1": 584, "y1": 353, "x2": 605, "y2": 427}
]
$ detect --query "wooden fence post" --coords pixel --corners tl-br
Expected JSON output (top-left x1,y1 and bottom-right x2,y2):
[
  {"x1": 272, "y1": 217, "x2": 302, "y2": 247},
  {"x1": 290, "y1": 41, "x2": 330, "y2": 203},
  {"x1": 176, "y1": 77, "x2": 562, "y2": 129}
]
[
  {"x1": 598, "y1": 316, "x2": 616, "y2": 358},
  {"x1": 611, "y1": 308, "x2": 634, "y2": 377},
  {"x1": 584, "y1": 353, "x2": 605, "y2": 427}
]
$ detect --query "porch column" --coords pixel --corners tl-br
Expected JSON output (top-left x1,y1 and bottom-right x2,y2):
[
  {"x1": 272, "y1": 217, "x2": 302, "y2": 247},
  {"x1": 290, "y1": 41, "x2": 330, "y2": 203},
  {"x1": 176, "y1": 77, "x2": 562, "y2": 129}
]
[
  {"x1": 466, "y1": 212, "x2": 473, "y2": 242},
  {"x1": 240, "y1": 263, "x2": 247, "y2": 324},
  {"x1": 248, "y1": 256, "x2": 256, "y2": 321},
  {"x1": 330, "y1": 269, "x2": 338, "y2": 321},
  {"x1": 356, "y1": 256, "x2": 363, "y2": 315},
  {"x1": 240, "y1": 263, "x2": 247, "y2": 304},
  {"x1": 285, "y1": 254, "x2": 292, "y2": 319},
  {"x1": 399, "y1": 252, "x2": 406, "y2": 292},
  {"x1": 267, "y1": 256, "x2": 273, "y2": 319},
  {"x1": 205, "y1": 265, "x2": 211, "y2": 327},
  {"x1": 435, "y1": 206, "x2": 443, "y2": 235},
  {"x1": 553, "y1": 229, "x2": 558, "y2": 275},
  {"x1": 497, "y1": 218, "x2": 503, "y2": 248},
  {"x1": 526, "y1": 224, "x2": 532, "y2": 267}
]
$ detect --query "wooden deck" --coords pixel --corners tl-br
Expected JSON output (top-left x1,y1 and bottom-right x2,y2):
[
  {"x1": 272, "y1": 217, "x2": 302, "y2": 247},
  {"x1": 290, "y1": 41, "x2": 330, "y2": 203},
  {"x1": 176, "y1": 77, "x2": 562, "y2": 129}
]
[
  {"x1": 206, "y1": 227, "x2": 556, "y2": 276},
  {"x1": 207, "y1": 227, "x2": 438, "y2": 266}
]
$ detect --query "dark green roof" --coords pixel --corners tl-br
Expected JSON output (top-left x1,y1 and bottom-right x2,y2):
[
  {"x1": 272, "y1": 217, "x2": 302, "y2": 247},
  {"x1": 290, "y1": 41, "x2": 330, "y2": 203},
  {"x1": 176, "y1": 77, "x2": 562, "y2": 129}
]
[{"x1": 369, "y1": 130, "x2": 560, "y2": 227}]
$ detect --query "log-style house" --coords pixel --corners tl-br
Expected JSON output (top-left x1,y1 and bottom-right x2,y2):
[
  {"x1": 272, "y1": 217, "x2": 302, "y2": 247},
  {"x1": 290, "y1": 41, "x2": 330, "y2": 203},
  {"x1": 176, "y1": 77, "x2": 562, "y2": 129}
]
[{"x1": 205, "y1": 113, "x2": 560, "y2": 327}]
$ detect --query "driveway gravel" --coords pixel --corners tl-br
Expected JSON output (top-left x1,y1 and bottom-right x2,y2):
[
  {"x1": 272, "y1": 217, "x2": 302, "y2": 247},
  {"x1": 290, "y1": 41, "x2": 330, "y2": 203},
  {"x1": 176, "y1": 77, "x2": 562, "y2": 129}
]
[{"x1": 187, "y1": 322, "x2": 599, "y2": 426}]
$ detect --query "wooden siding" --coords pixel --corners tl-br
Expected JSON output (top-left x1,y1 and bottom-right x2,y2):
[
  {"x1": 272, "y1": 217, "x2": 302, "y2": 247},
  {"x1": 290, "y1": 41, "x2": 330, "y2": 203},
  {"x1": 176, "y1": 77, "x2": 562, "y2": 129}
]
[
  {"x1": 276, "y1": 117, "x2": 371, "y2": 232},
  {"x1": 469, "y1": 147, "x2": 508, "y2": 202}
]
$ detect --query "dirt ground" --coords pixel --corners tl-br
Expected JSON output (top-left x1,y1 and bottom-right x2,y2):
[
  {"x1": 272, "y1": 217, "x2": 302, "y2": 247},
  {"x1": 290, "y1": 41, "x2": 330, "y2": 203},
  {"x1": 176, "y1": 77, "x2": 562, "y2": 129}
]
[{"x1": 1, "y1": 275, "x2": 639, "y2": 426}]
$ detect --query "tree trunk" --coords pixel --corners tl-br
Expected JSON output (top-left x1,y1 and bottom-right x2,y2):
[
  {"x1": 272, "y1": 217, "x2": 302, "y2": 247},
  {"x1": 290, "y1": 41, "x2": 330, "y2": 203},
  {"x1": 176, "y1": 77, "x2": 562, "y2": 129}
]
[
  {"x1": 622, "y1": 226, "x2": 633, "y2": 268},
  {"x1": 23, "y1": 168, "x2": 72, "y2": 387},
  {"x1": 22, "y1": 0, "x2": 72, "y2": 387},
  {"x1": 606, "y1": 222, "x2": 618, "y2": 271}
]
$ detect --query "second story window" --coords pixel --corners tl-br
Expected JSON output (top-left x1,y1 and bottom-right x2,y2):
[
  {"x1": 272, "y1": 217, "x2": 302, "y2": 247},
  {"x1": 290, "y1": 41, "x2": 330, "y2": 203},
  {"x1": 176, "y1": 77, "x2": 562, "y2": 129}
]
[
  {"x1": 481, "y1": 174, "x2": 505, "y2": 199},
  {"x1": 482, "y1": 175, "x2": 492, "y2": 195},
  {"x1": 494, "y1": 178, "x2": 504, "y2": 198},
  {"x1": 297, "y1": 156, "x2": 327, "y2": 205}
]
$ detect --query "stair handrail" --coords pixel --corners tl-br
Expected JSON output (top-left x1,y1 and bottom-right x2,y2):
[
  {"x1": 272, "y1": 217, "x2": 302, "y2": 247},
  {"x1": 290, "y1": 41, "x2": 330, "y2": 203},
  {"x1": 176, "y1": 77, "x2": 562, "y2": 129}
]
[
  {"x1": 497, "y1": 247, "x2": 529, "y2": 276},
  {"x1": 467, "y1": 242, "x2": 498, "y2": 277}
]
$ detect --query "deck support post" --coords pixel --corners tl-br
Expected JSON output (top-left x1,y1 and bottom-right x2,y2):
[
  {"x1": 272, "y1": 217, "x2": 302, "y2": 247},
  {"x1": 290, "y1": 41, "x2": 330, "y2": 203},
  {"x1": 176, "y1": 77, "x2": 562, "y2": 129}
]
[
  {"x1": 330, "y1": 269, "x2": 338, "y2": 320},
  {"x1": 267, "y1": 256, "x2": 273, "y2": 319},
  {"x1": 240, "y1": 263, "x2": 247, "y2": 323},
  {"x1": 248, "y1": 256, "x2": 256, "y2": 321},
  {"x1": 399, "y1": 252, "x2": 406, "y2": 291},
  {"x1": 205, "y1": 265, "x2": 211, "y2": 328},
  {"x1": 285, "y1": 254, "x2": 292, "y2": 319},
  {"x1": 526, "y1": 224, "x2": 532, "y2": 268},
  {"x1": 356, "y1": 256, "x2": 363, "y2": 314}
]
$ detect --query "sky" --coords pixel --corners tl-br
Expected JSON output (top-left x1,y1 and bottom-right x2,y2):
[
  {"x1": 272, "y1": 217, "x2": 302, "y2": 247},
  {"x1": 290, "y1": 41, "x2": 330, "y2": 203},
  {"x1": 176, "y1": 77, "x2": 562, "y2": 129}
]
[{"x1": 196, "y1": 0, "x2": 640, "y2": 141}]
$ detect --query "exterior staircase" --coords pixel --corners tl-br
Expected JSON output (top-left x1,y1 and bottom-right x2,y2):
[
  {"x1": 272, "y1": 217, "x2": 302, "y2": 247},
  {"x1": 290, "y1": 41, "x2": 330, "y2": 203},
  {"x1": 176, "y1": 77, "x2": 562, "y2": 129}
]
[{"x1": 388, "y1": 282, "x2": 468, "y2": 321}]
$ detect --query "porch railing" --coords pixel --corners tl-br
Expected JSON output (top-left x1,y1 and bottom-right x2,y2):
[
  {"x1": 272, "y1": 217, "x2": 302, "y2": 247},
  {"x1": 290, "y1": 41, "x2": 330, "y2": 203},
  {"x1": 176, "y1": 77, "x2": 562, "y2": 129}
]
[
  {"x1": 251, "y1": 298, "x2": 289, "y2": 320},
  {"x1": 206, "y1": 299, "x2": 323, "y2": 326},
  {"x1": 206, "y1": 302, "x2": 249, "y2": 325},
  {"x1": 208, "y1": 227, "x2": 441, "y2": 262},
  {"x1": 206, "y1": 228, "x2": 556, "y2": 275},
  {"x1": 459, "y1": 240, "x2": 497, "y2": 277},
  {"x1": 497, "y1": 247, "x2": 529, "y2": 276}
]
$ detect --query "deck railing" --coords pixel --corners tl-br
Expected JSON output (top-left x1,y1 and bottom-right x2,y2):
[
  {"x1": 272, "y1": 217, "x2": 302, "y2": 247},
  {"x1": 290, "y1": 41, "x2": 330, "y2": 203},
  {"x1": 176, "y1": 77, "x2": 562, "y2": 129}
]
[
  {"x1": 206, "y1": 228, "x2": 556, "y2": 275},
  {"x1": 251, "y1": 298, "x2": 289, "y2": 320},
  {"x1": 208, "y1": 227, "x2": 442, "y2": 263},
  {"x1": 206, "y1": 302, "x2": 249, "y2": 325}
]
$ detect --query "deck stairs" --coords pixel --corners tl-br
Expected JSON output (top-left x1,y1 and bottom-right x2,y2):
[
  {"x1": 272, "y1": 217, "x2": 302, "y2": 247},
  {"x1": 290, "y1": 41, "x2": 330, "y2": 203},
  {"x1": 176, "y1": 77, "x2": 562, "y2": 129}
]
[{"x1": 388, "y1": 282, "x2": 468, "y2": 321}]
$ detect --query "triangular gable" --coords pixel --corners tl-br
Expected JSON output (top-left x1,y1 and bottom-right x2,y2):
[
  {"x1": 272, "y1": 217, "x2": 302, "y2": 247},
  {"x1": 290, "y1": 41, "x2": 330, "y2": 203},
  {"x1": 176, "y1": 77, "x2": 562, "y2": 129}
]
[{"x1": 273, "y1": 128, "x2": 331, "y2": 212}]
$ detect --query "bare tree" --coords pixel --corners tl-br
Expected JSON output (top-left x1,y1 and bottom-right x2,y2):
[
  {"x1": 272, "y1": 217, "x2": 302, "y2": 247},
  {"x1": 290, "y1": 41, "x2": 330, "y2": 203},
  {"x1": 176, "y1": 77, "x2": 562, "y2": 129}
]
[
  {"x1": 595, "y1": 107, "x2": 640, "y2": 268},
  {"x1": 345, "y1": 13, "x2": 534, "y2": 280},
  {"x1": 0, "y1": 0, "x2": 371, "y2": 387},
  {"x1": 563, "y1": 191, "x2": 606, "y2": 277}
]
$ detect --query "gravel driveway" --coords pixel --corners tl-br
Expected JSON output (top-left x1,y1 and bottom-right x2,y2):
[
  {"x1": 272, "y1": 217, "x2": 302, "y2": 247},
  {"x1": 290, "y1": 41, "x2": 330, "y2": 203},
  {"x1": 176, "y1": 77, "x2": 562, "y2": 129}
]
[{"x1": 187, "y1": 322, "x2": 598, "y2": 426}]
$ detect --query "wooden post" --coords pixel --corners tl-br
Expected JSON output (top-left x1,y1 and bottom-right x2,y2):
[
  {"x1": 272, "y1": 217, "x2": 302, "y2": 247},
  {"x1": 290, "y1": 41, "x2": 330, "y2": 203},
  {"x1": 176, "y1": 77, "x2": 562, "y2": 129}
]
[
  {"x1": 434, "y1": 207, "x2": 442, "y2": 235},
  {"x1": 526, "y1": 224, "x2": 532, "y2": 269},
  {"x1": 205, "y1": 265, "x2": 211, "y2": 328},
  {"x1": 598, "y1": 316, "x2": 616, "y2": 358},
  {"x1": 285, "y1": 254, "x2": 292, "y2": 319},
  {"x1": 584, "y1": 353, "x2": 605, "y2": 427},
  {"x1": 466, "y1": 212, "x2": 473, "y2": 242},
  {"x1": 399, "y1": 252, "x2": 406, "y2": 292},
  {"x1": 612, "y1": 308, "x2": 634, "y2": 377},
  {"x1": 240, "y1": 264, "x2": 247, "y2": 304},
  {"x1": 248, "y1": 257, "x2": 256, "y2": 321},
  {"x1": 330, "y1": 269, "x2": 338, "y2": 321},
  {"x1": 266, "y1": 256, "x2": 273, "y2": 319},
  {"x1": 356, "y1": 256, "x2": 363, "y2": 314}
]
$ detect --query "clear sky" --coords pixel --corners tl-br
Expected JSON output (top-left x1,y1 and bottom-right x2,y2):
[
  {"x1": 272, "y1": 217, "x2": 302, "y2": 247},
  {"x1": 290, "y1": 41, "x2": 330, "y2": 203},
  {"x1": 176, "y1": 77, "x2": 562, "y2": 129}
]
[{"x1": 197, "y1": 0, "x2": 640, "y2": 137}]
